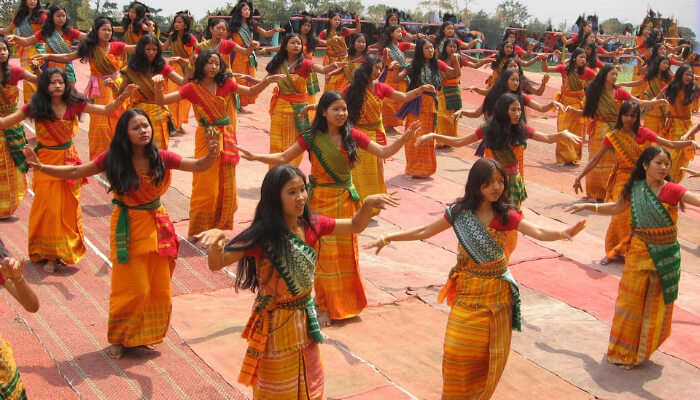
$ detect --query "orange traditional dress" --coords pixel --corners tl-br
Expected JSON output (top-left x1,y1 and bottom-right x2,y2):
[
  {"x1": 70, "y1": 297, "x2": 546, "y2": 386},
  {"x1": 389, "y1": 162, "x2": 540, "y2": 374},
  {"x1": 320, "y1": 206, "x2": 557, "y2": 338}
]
[
  {"x1": 196, "y1": 39, "x2": 236, "y2": 73},
  {"x1": 399, "y1": 60, "x2": 448, "y2": 178},
  {"x1": 485, "y1": 56, "x2": 506, "y2": 88},
  {"x1": 438, "y1": 205, "x2": 522, "y2": 399},
  {"x1": 237, "y1": 215, "x2": 334, "y2": 400},
  {"x1": 436, "y1": 58, "x2": 466, "y2": 139},
  {"x1": 34, "y1": 27, "x2": 82, "y2": 83},
  {"x1": 166, "y1": 33, "x2": 196, "y2": 130},
  {"x1": 342, "y1": 55, "x2": 365, "y2": 83},
  {"x1": 640, "y1": 75, "x2": 670, "y2": 134},
  {"x1": 319, "y1": 28, "x2": 350, "y2": 92},
  {"x1": 475, "y1": 125, "x2": 530, "y2": 209},
  {"x1": 607, "y1": 180, "x2": 684, "y2": 367},
  {"x1": 13, "y1": 13, "x2": 46, "y2": 103},
  {"x1": 84, "y1": 41, "x2": 127, "y2": 159},
  {"x1": 631, "y1": 37, "x2": 650, "y2": 98},
  {"x1": 554, "y1": 64, "x2": 596, "y2": 163},
  {"x1": 0, "y1": 269, "x2": 27, "y2": 400},
  {"x1": 380, "y1": 41, "x2": 410, "y2": 129},
  {"x1": 298, "y1": 128, "x2": 372, "y2": 320},
  {"x1": 602, "y1": 127, "x2": 658, "y2": 259},
  {"x1": 350, "y1": 82, "x2": 395, "y2": 200},
  {"x1": 0, "y1": 66, "x2": 28, "y2": 219},
  {"x1": 661, "y1": 87, "x2": 697, "y2": 182},
  {"x1": 585, "y1": 87, "x2": 632, "y2": 200},
  {"x1": 122, "y1": 23, "x2": 144, "y2": 45},
  {"x1": 23, "y1": 101, "x2": 87, "y2": 264},
  {"x1": 268, "y1": 59, "x2": 314, "y2": 167},
  {"x1": 303, "y1": 43, "x2": 320, "y2": 103},
  {"x1": 178, "y1": 79, "x2": 239, "y2": 237},
  {"x1": 120, "y1": 63, "x2": 176, "y2": 149},
  {"x1": 93, "y1": 150, "x2": 181, "y2": 347},
  {"x1": 231, "y1": 23, "x2": 258, "y2": 107}
]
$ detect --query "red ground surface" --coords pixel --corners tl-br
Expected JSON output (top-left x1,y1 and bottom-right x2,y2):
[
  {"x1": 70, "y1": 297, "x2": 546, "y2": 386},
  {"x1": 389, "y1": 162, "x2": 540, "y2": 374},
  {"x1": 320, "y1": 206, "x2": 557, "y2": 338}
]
[{"x1": 2, "y1": 57, "x2": 700, "y2": 399}]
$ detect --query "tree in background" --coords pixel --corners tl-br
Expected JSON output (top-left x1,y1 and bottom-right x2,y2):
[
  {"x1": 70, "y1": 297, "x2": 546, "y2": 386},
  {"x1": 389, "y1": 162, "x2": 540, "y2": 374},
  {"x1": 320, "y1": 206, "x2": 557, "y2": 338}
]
[
  {"x1": 496, "y1": 0, "x2": 529, "y2": 27},
  {"x1": 0, "y1": 0, "x2": 15, "y2": 26}
]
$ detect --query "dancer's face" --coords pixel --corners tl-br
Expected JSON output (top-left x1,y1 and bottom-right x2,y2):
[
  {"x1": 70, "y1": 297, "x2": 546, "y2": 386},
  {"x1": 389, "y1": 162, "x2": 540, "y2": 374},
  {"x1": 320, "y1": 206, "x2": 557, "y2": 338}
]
[
  {"x1": 281, "y1": 175, "x2": 308, "y2": 218},
  {"x1": 286, "y1": 37, "x2": 302, "y2": 55},
  {"x1": 353, "y1": 36, "x2": 366, "y2": 53},
  {"x1": 443, "y1": 24, "x2": 455, "y2": 37},
  {"x1": 370, "y1": 61, "x2": 384, "y2": 80},
  {"x1": 388, "y1": 15, "x2": 398, "y2": 26},
  {"x1": 98, "y1": 23, "x2": 113, "y2": 43},
  {"x1": 240, "y1": 4, "x2": 251, "y2": 19},
  {"x1": 644, "y1": 152, "x2": 670, "y2": 181},
  {"x1": 480, "y1": 169, "x2": 505, "y2": 203},
  {"x1": 682, "y1": 69, "x2": 693, "y2": 85},
  {"x1": 53, "y1": 10, "x2": 67, "y2": 28},
  {"x1": 173, "y1": 16, "x2": 185, "y2": 32},
  {"x1": 422, "y1": 42, "x2": 434, "y2": 60},
  {"x1": 508, "y1": 100, "x2": 522, "y2": 124},
  {"x1": 330, "y1": 16, "x2": 341, "y2": 29},
  {"x1": 323, "y1": 99, "x2": 348, "y2": 128},
  {"x1": 144, "y1": 43, "x2": 158, "y2": 62},
  {"x1": 204, "y1": 55, "x2": 221, "y2": 78},
  {"x1": 659, "y1": 59, "x2": 670, "y2": 72},
  {"x1": 507, "y1": 73, "x2": 520, "y2": 92},
  {"x1": 210, "y1": 22, "x2": 227, "y2": 40},
  {"x1": 445, "y1": 41, "x2": 458, "y2": 56},
  {"x1": 128, "y1": 8, "x2": 137, "y2": 21},
  {"x1": 575, "y1": 52, "x2": 587, "y2": 67},
  {"x1": 606, "y1": 69, "x2": 618, "y2": 85},
  {"x1": 26, "y1": 0, "x2": 37, "y2": 10},
  {"x1": 391, "y1": 27, "x2": 402, "y2": 41},
  {"x1": 0, "y1": 43, "x2": 9, "y2": 63},
  {"x1": 506, "y1": 59, "x2": 518, "y2": 71},
  {"x1": 301, "y1": 22, "x2": 311, "y2": 35},
  {"x1": 504, "y1": 43, "x2": 514, "y2": 55},
  {"x1": 620, "y1": 109, "x2": 638, "y2": 130},
  {"x1": 127, "y1": 114, "x2": 153, "y2": 145},
  {"x1": 48, "y1": 73, "x2": 65, "y2": 97}
]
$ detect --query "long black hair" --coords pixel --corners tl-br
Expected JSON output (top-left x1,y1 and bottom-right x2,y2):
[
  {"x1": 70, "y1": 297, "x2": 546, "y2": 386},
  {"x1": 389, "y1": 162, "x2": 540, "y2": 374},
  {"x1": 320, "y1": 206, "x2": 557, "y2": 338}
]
[
  {"x1": 310, "y1": 91, "x2": 358, "y2": 165},
  {"x1": 77, "y1": 17, "x2": 113, "y2": 63},
  {"x1": 645, "y1": 55, "x2": 672, "y2": 82},
  {"x1": 566, "y1": 47, "x2": 586, "y2": 75},
  {"x1": 104, "y1": 108, "x2": 165, "y2": 195},
  {"x1": 482, "y1": 69, "x2": 525, "y2": 121},
  {"x1": 40, "y1": 5, "x2": 71, "y2": 39},
  {"x1": 583, "y1": 63, "x2": 616, "y2": 117},
  {"x1": 378, "y1": 24, "x2": 401, "y2": 52},
  {"x1": 645, "y1": 29, "x2": 662, "y2": 50},
  {"x1": 345, "y1": 56, "x2": 383, "y2": 124},
  {"x1": 191, "y1": 49, "x2": 232, "y2": 86},
  {"x1": 229, "y1": 1, "x2": 259, "y2": 34},
  {"x1": 491, "y1": 40, "x2": 515, "y2": 70},
  {"x1": 439, "y1": 38, "x2": 458, "y2": 61},
  {"x1": 614, "y1": 100, "x2": 641, "y2": 133},
  {"x1": 583, "y1": 42, "x2": 599, "y2": 69},
  {"x1": 121, "y1": 1, "x2": 147, "y2": 35},
  {"x1": 298, "y1": 15, "x2": 317, "y2": 53},
  {"x1": 225, "y1": 164, "x2": 315, "y2": 291},
  {"x1": 13, "y1": 0, "x2": 45, "y2": 26},
  {"x1": 408, "y1": 38, "x2": 441, "y2": 90},
  {"x1": 485, "y1": 93, "x2": 529, "y2": 151},
  {"x1": 664, "y1": 64, "x2": 698, "y2": 106},
  {"x1": 28, "y1": 67, "x2": 86, "y2": 121},
  {"x1": 622, "y1": 146, "x2": 673, "y2": 199},
  {"x1": 168, "y1": 11, "x2": 193, "y2": 45},
  {"x1": 348, "y1": 33, "x2": 368, "y2": 58},
  {"x1": 0, "y1": 37, "x2": 11, "y2": 87},
  {"x1": 451, "y1": 158, "x2": 514, "y2": 224},
  {"x1": 324, "y1": 11, "x2": 343, "y2": 38},
  {"x1": 434, "y1": 21, "x2": 454, "y2": 47},
  {"x1": 266, "y1": 33, "x2": 303, "y2": 74},
  {"x1": 128, "y1": 34, "x2": 165, "y2": 73}
]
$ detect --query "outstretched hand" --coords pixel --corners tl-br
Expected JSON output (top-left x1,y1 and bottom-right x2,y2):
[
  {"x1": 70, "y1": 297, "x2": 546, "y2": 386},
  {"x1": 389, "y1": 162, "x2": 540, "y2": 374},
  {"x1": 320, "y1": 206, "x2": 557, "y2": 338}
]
[
  {"x1": 232, "y1": 144, "x2": 258, "y2": 161},
  {"x1": 192, "y1": 229, "x2": 227, "y2": 250},
  {"x1": 363, "y1": 192, "x2": 400, "y2": 211},
  {"x1": 562, "y1": 219, "x2": 586, "y2": 240},
  {"x1": 22, "y1": 145, "x2": 41, "y2": 170}
]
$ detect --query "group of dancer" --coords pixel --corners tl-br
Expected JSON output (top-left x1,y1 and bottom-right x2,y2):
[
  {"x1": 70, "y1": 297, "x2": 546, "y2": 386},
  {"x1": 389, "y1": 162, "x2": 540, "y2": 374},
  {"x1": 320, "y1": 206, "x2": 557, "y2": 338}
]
[{"x1": 1, "y1": 1, "x2": 700, "y2": 399}]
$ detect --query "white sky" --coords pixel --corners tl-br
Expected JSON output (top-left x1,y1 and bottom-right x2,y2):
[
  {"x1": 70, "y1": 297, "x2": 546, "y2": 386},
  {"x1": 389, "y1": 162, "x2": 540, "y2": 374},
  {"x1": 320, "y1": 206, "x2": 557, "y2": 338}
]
[{"x1": 123, "y1": 0, "x2": 699, "y2": 35}]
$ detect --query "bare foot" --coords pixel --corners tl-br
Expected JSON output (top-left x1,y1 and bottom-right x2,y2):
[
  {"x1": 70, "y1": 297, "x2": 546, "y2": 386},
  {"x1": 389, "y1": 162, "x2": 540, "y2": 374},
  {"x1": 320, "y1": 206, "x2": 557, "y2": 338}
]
[
  {"x1": 43, "y1": 260, "x2": 57, "y2": 273},
  {"x1": 317, "y1": 310, "x2": 331, "y2": 327},
  {"x1": 106, "y1": 344, "x2": 125, "y2": 359}
]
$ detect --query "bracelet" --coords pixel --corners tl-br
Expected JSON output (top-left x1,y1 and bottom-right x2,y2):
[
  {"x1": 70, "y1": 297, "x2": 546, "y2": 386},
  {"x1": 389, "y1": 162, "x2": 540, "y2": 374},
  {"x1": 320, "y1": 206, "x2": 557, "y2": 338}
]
[
  {"x1": 381, "y1": 236, "x2": 390, "y2": 246},
  {"x1": 594, "y1": 203, "x2": 599, "y2": 213}
]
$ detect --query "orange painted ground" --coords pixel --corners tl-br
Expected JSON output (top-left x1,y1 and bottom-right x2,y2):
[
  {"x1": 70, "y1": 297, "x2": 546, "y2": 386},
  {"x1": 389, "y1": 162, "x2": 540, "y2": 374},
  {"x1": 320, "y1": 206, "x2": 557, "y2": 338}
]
[{"x1": 1, "y1": 57, "x2": 700, "y2": 399}]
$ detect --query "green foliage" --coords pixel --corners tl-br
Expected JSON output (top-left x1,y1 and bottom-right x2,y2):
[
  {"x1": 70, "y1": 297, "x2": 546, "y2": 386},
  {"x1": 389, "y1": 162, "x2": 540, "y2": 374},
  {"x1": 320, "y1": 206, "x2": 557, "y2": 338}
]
[
  {"x1": 0, "y1": 0, "x2": 15, "y2": 26},
  {"x1": 495, "y1": 0, "x2": 529, "y2": 27}
]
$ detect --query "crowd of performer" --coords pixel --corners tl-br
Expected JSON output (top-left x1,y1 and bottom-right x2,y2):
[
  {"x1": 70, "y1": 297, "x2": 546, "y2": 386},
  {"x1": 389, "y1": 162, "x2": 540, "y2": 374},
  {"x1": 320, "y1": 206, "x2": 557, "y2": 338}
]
[{"x1": 1, "y1": 1, "x2": 700, "y2": 399}]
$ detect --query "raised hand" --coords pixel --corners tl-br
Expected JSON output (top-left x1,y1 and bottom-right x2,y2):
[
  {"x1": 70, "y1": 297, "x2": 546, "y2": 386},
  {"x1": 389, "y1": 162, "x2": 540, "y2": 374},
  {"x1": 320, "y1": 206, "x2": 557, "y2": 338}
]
[
  {"x1": 565, "y1": 203, "x2": 593, "y2": 214},
  {"x1": 363, "y1": 192, "x2": 400, "y2": 211},
  {"x1": 152, "y1": 74, "x2": 165, "y2": 86},
  {"x1": 415, "y1": 132, "x2": 435, "y2": 146},
  {"x1": 402, "y1": 120, "x2": 422, "y2": 142},
  {"x1": 560, "y1": 130, "x2": 582, "y2": 144},
  {"x1": 562, "y1": 219, "x2": 586, "y2": 239},
  {"x1": 192, "y1": 229, "x2": 227, "y2": 249},
  {"x1": 232, "y1": 144, "x2": 258, "y2": 161},
  {"x1": 0, "y1": 257, "x2": 26, "y2": 281},
  {"x1": 363, "y1": 236, "x2": 389, "y2": 255}
]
